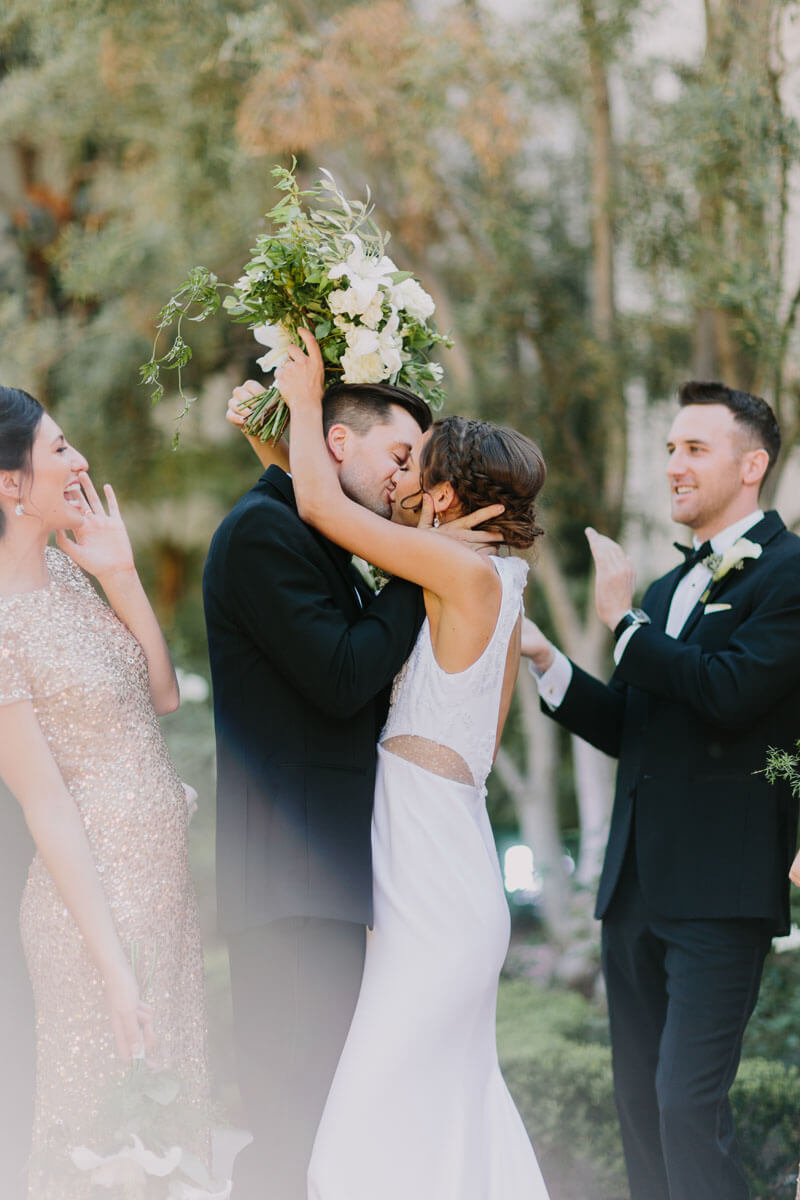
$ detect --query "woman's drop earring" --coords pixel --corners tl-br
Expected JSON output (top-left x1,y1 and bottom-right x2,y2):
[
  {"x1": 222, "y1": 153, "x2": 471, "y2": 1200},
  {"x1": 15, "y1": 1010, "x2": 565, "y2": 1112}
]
[
  {"x1": 14, "y1": 503, "x2": 24, "y2": 517},
  {"x1": 433, "y1": 515, "x2": 440, "y2": 528}
]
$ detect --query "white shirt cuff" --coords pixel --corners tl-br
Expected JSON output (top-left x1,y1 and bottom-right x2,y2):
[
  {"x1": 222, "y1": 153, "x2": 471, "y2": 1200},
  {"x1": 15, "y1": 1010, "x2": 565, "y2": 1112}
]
[
  {"x1": 528, "y1": 649, "x2": 573, "y2": 710},
  {"x1": 613, "y1": 622, "x2": 641, "y2": 665}
]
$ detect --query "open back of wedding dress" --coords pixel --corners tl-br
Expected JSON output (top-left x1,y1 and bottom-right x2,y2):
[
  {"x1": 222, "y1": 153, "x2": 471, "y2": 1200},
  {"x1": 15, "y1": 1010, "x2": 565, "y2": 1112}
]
[{"x1": 308, "y1": 554, "x2": 549, "y2": 1200}]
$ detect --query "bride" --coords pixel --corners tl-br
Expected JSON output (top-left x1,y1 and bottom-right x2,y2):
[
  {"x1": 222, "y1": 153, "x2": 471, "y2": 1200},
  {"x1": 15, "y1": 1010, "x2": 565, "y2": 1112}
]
[{"x1": 274, "y1": 330, "x2": 551, "y2": 1200}]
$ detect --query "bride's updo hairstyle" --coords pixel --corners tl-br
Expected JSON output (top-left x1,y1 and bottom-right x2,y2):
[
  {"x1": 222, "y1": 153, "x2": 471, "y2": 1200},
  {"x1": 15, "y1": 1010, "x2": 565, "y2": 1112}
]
[
  {"x1": 0, "y1": 387, "x2": 44, "y2": 539},
  {"x1": 419, "y1": 416, "x2": 546, "y2": 549}
]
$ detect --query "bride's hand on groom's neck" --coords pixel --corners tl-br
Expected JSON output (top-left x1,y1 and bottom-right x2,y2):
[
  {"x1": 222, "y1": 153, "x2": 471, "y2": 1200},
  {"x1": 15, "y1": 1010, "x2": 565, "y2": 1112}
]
[{"x1": 421, "y1": 495, "x2": 505, "y2": 551}]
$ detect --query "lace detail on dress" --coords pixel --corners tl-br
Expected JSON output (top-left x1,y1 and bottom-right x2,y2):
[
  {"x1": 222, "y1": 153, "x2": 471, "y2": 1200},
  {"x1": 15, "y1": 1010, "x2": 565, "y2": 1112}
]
[{"x1": 380, "y1": 555, "x2": 528, "y2": 789}]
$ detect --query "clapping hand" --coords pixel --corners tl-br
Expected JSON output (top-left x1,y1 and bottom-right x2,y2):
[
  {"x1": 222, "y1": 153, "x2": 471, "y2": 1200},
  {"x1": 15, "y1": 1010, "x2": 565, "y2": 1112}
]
[
  {"x1": 55, "y1": 472, "x2": 135, "y2": 584},
  {"x1": 585, "y1": 526, "x2": 636, "y2": 631}
]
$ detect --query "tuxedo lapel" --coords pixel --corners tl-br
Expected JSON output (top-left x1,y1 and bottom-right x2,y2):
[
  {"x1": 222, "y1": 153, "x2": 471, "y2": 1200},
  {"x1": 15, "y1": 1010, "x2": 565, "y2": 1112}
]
[
  {"x1": 261, "y1": 465, "x2": 364, "y2": 609},
  {"x1": 648, "y1": 566, "x2": 684, "y2": 631},
  {"x1": 678, "y1": 511, "x2": 785, "y2": 642}
]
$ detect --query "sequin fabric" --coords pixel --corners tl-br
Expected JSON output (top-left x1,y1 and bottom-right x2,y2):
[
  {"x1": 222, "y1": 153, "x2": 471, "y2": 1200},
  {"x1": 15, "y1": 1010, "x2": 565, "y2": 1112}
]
[{"x1": 0, "y1": 548, "x2": 209, "y2": 1198}]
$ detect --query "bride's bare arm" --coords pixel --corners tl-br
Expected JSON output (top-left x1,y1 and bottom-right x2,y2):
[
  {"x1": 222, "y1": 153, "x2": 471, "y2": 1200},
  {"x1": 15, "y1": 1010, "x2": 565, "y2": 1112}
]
[
  {"x1": 0, "y1": 702, "x2": 154, "y2": 1061},
  {"x1": 280, "y1": 331, "x2": 497, "y2": 609}
]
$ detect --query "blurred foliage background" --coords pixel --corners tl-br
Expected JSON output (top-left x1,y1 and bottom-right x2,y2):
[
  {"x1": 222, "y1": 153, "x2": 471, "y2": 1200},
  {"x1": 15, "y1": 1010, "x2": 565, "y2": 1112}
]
[{"x1": 2, "y1": 0, "x2": 800, "y2": 1193}]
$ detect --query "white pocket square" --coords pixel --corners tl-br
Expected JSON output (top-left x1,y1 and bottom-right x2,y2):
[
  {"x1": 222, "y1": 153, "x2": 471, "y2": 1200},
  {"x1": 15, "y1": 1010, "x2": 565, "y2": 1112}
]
[{"x1": 704, "y1": 603, "x2": 732, "y2": 614}]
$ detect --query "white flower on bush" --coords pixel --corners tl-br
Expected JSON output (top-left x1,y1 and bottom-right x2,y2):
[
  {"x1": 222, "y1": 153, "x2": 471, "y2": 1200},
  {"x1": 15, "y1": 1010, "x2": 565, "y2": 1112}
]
[
  {"x1": 390, "y1": 277, "x2": 435, "y2": 322},
  {"x1": 234, "y1": 275, "x2": 252, "y2": 294},
  {"x1": 71, "y1": 1135, "x2": 182, "y2": 1188},
  {"x1": 253, "y1": 322, "x2": 294, "y2": 373}
]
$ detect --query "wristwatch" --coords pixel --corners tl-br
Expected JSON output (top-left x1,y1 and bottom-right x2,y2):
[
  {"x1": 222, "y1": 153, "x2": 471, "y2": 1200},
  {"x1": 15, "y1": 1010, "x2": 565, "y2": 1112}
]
[{"x1": 613, "y1": 608, "x2": 651, "y2": 641}]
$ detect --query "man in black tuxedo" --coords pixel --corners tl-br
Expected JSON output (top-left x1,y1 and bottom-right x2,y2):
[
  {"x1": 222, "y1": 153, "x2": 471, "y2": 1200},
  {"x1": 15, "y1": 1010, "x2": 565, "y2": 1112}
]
[
  {"x1": 203, "y1": 379, "x2": 432, "y2": 1199},
  {"x1": 523, "y1": 382, "x2": 800, "y2": 1200}
]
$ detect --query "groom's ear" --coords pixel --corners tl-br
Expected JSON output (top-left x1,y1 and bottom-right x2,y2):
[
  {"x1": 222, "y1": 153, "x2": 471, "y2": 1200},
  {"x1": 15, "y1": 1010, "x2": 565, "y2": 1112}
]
[{"x1": 326, "y1": 423, "x2": 348, "y2": 464}]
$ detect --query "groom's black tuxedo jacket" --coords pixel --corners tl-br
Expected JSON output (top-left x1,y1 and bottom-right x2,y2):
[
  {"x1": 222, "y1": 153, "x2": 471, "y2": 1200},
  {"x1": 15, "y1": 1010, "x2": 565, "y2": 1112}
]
[
  {"x1": 548, "y1": 511, "x2": 800, "y2": 934},
  {"x1": 203, "y1": 466, "x2": 423, "y2": 936}
]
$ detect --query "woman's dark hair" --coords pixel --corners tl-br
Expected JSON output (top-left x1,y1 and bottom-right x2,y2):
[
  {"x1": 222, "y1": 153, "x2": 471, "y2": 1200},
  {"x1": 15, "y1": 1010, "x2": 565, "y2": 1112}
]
[
  {"x1": 418, "y1": 416, "x2": 546, "y2": 549},
  {"x1": 0, "y1": 387, "x2": 44, "y2": 538},
  {"x1": 678, "y1": 380, "x2": 781, "y2": 477}
]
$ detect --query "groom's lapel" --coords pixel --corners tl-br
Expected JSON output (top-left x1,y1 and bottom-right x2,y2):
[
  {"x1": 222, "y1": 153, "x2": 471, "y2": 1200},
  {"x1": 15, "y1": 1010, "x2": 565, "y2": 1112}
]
[
  {"x1": 678, "y1": 511, "x2": 785, "y2": 643},
  {"x1": 262, "y1": 465, "x2": 364, "y2": 608}
]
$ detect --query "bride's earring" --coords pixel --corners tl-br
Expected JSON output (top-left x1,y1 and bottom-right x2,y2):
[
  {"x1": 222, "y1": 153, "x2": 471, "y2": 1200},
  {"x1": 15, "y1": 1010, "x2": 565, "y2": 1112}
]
[
  {"x1": 433, "y1": 514, "x2": 440, "y2": 528},
  {"x1": 14, "y1": 502, "x2": 24, "y2": 517}
]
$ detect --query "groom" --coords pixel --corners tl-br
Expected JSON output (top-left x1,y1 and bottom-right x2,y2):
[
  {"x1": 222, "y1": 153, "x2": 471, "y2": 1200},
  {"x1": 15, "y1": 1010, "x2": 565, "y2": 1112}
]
[
  {"x1": 203, "y1": 377, "x2": 431, "y2": 1198},
  {"x1": 523, "y1": 381, "x2": 800, "y2": 1199}
]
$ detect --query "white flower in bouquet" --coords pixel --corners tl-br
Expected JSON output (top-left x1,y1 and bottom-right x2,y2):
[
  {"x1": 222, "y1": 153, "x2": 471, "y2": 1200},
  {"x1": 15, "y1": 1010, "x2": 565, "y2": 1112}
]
[
  {"x1": 143, "y1": 162, "x2": 450, "y2": 445},
  {"x1": 340, "y1": 327, "x2": 385, "y2": 384},
  {"x1": 253, "y1": 322, "x2": 295, "y2": 373},
  {"x1": 375, "y1": 310, "x2": 404, "y2": 376},
  {"x1": 328, "y1": 236, "x2": 398, "y2": 300},
  {"x1": 390, "y1": 277, "x2": 436, "y2": 322},
  {"x1": 71, "y1": 1134, "x2": 182, "y2": 1188}
]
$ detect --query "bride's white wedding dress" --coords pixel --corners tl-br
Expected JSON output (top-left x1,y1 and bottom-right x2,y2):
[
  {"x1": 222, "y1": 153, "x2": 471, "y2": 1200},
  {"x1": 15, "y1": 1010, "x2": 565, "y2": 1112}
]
[{"x1": 308, "y1": 554, "x2": 549, "y2": 1200}]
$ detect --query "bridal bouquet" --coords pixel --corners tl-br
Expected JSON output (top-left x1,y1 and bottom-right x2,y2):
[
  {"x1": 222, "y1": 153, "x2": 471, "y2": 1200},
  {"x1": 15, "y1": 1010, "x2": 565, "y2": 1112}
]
[{"x1": 141, "y1": 162, "x2": 450, "y2": 444}]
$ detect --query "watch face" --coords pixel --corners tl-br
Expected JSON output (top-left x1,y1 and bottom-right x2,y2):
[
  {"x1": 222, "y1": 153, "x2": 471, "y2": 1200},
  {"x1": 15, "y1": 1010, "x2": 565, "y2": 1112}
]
[{"x1": 631, "y1": 608, "x2": 650, "y2": 623}]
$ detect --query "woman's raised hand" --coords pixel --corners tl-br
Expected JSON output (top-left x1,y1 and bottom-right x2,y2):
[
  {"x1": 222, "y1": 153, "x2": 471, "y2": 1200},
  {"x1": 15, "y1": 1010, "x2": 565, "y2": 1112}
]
[
  {"x1": 55, "y1": 472, "x2": 136, "y2": 584},
  {"x1": 274, "y1": 328, "x2": 325, "y2": 411}
]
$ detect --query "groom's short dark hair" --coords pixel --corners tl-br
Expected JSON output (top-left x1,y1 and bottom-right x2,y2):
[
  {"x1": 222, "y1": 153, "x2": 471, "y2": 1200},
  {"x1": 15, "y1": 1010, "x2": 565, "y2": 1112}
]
[
  {"x1": 678, "y1": 380, "x2": 781, "y2": 476},
  {"x1": 322, "y1": 381, "x2": 432, "y2": 437}
]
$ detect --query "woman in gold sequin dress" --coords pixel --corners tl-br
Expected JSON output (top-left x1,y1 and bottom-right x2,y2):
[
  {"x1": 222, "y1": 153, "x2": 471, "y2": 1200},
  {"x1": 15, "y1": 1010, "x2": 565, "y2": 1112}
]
[{"x1": 0, "y1": 387, "x2": 209, "y2": 1197}]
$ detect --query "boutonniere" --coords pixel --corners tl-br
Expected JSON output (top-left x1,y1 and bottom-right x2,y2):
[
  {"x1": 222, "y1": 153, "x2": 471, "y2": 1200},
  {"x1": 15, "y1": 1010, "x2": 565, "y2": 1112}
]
[
  {"x1": 351, "y1": 555, "x2": 390, "y2": 593},
  {"x1": 700, "y1": 537, "x2": 762, "y2": 603}
]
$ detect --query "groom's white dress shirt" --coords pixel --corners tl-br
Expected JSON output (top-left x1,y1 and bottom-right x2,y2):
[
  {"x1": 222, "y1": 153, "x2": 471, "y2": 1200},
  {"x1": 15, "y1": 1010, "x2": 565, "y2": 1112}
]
[{"x1": 532, "y1": 510, "x2": 764, "y2": 710}]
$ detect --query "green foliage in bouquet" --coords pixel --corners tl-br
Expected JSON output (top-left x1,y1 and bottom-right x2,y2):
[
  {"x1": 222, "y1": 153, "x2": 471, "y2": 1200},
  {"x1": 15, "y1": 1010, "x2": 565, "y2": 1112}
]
[
  {"x1": 764, "y1": 741, "x2": 800, "y2": 797},
  {"x1": 142, "y1": 162, "x2": 450, "y2": 446}
]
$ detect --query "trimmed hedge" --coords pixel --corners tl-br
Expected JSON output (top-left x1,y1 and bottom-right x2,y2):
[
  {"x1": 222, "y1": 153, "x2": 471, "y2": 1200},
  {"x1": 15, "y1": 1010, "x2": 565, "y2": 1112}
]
[{"x1": 497, "y1": 978, "x2": 800, "y2": 1200}]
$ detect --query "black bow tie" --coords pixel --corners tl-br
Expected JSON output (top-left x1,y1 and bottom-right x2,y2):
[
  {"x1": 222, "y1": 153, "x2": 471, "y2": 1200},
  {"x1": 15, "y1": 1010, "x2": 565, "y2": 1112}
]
[{"x1": 673, "y1": 540, "x2": 713, "y2": 568}]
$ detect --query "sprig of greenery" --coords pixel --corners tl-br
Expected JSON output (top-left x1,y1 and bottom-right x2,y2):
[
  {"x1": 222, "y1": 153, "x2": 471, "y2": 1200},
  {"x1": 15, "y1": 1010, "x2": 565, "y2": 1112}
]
[
  {"x1": 139, "y1": 267, "x2": 221, "y2": 446},
  {"x1": 764, "y1": 743, "x2": 800, "y2": 797}
]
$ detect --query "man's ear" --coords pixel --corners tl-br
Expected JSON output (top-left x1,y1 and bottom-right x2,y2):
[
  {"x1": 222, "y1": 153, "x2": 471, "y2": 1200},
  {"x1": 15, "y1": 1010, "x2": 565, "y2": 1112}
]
[
  {"x1": 326, "y1": 423, "x2": 348, "y2": 464},
  {"x1": 743, "y1": 447, "x2": 769, "y2": 489}
]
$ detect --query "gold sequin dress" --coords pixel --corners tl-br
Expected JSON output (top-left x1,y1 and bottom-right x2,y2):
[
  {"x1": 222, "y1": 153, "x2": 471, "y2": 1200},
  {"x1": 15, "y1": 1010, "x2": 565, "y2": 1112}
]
[{"x1": 0, "y1": 548, "x2": 208, "y2": 1198}]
